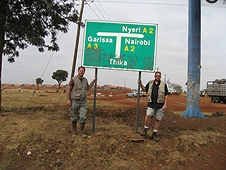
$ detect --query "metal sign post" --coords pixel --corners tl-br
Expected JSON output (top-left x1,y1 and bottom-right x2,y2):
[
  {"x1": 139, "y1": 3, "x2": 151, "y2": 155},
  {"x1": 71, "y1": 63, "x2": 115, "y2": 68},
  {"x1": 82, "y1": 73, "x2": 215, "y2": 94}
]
[
  {"x1": 92, "y1": 68, "x2": 98, "y2": 132},
  {"x1": 135, "y1": 71, "x2": 142, "y2": 133}
]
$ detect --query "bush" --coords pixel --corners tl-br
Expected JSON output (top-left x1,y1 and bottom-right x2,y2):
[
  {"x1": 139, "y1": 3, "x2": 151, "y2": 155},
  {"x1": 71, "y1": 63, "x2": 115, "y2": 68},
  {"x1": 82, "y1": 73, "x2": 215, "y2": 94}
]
[{"x1": 212, "y1": 112, "x2": 224, "y2": 117}]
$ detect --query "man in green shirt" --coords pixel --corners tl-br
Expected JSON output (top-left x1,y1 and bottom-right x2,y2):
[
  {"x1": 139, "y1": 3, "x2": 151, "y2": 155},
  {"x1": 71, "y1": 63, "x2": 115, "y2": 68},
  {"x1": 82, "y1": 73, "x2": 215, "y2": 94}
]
[{"x1": 67, "y1": 66, "x2": 97, "y2": 136}]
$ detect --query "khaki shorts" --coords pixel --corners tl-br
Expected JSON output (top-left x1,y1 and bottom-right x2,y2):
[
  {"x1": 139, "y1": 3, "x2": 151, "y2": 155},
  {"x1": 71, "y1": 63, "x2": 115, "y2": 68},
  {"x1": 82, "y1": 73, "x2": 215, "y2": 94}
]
[{"x1": 146, "y1": 107, "x2": 164, "y2": 121}]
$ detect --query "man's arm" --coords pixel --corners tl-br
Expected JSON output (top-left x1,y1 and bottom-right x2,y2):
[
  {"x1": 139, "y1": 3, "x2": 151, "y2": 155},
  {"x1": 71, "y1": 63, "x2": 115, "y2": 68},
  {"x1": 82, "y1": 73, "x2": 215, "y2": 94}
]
[
  {"x1": 163, "y1": 84, "x2": 169, "y2": 109},
  {"x1": 164, "y1": 95, "x2": 168, "y2": 107},
  {"x1": 67, "y1": 79, "x2": 73, "y2": 105},
  {"x1": 87, "y1": 78, "x2": 97, "y2": 90},
  {"x1": 138, "y1": 80, "x2": 146, "y2": 92}
]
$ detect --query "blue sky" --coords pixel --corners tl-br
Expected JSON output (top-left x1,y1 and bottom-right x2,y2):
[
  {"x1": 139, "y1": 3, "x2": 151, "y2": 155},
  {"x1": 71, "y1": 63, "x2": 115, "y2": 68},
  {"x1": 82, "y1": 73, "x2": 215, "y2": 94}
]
[{"x1": 2, "y1": 0, "x2": 226, "y2": 91}]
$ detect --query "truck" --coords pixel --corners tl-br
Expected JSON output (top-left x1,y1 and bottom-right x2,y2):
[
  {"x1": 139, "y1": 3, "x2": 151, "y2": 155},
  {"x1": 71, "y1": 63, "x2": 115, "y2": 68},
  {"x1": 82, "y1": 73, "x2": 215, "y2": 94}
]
[{"x1": 206, "y1": 79, "x2": 226, "y2": 103}]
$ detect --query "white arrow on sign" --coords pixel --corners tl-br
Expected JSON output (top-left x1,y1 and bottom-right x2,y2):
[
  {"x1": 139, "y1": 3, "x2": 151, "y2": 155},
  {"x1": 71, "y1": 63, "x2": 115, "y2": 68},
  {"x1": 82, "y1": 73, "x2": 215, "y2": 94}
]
[{"x1": 97, "y1": 32, "x2": 144, "y2": 58}]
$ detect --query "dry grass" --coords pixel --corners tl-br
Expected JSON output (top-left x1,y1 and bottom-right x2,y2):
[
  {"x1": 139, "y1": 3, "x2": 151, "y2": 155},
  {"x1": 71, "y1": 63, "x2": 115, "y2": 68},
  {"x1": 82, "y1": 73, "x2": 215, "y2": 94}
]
[{"x1": 0, "y1": 87, "x2": 226, "y2": 170}]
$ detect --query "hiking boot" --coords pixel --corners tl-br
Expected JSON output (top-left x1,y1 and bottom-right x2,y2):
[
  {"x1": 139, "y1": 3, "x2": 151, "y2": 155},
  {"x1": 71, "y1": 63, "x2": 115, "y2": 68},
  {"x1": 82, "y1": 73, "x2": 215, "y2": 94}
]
[
  {"x1": 79, "y1": 122, "x2": 87, "y2": 138},
  {"x1": 152, "y1": 132, "x2": 160, "y2": 142},
  {"x1": 72, "y1": 121, "x2": 78, "y2": 135},
  {"x1": 80, "y1": 122, "x2": 85, "y2": 132},
  {"x1": 81, "y1": 133, "x2": 87, "y2": 138},
  {"x1": 140, "y1": 128, "x2": 148, "y2": 136}
]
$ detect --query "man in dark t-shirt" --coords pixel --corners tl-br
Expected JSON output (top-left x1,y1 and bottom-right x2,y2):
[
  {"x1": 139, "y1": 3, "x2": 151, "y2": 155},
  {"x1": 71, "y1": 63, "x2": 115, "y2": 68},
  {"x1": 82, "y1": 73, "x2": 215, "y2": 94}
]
[{"x1": 138, "y1": 71, "x2": 169, "y2": 142}]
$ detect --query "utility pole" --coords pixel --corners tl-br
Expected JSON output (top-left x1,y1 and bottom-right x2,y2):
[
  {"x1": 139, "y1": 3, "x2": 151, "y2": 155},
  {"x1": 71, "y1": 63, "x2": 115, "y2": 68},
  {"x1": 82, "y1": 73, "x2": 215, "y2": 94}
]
[
  {"x1": 181, "y1": 0, "x2": 204, "y2": 118},
  {"x1": 70, "y1": 0, "x2": 85, "y2": 78}
]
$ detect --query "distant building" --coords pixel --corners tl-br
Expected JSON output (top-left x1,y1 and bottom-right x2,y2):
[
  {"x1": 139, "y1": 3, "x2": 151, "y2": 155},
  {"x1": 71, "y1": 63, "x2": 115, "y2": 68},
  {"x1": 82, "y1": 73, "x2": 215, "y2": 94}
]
[
  {"x1": 1, "y1": 83, "x2": 131, "y2": 90},
  {"x1": 101, "y1": 84, "x2": 130, "y2": 90},
  {"x1": 41, "y1": 84, "x2": 53, "y2": 88},
  {"x1": 101, "y1": 84, "x2": 112, "y2": 90}
]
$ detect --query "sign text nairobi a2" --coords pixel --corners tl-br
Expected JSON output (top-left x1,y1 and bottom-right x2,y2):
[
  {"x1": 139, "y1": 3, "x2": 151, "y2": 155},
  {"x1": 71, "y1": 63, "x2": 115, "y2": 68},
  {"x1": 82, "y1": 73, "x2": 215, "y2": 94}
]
[{"x1": 82, "y1": 20, "x2": 158, "y2": 72}]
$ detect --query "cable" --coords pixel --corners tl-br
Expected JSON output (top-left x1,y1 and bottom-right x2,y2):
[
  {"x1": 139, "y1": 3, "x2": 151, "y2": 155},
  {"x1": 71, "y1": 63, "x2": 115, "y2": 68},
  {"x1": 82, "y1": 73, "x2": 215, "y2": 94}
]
[
  {"x1": 85, "y1": 0, "x2": 102, "y2": 20},
  {"x1": 88, "y1": 0, "x2": 107, "y2": 20},
  {"x1": 96, "y1": 0, "x2": 111, "y2": 20},
  {"x1": 97, "y1": 0, "x2": 226, "y2": 8},
  {"x1": 26, "y1": 1, "x2": 83, "y2": 109},
  {"x1": 26, "y1": 33, "x2": 64, "y2": 109},
  {"x1": 97, "y1": 1, "x2": 187, "y2": 6}
]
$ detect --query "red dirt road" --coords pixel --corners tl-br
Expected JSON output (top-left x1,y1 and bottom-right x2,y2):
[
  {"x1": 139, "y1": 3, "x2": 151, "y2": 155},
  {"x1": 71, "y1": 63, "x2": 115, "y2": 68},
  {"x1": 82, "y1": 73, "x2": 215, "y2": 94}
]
[{"x1": 88, "y1": 90, "x2": 226, "y2": 114}]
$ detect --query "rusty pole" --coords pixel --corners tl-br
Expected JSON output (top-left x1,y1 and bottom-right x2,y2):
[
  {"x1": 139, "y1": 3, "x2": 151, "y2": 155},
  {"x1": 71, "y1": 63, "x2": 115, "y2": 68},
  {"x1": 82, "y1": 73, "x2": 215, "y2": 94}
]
[
  {"x1": 70, "y1": 0, "x2": 85, "y2": 78},
  {"x1": 181, "y1": 0, "x2": 204, "y2": 118}
]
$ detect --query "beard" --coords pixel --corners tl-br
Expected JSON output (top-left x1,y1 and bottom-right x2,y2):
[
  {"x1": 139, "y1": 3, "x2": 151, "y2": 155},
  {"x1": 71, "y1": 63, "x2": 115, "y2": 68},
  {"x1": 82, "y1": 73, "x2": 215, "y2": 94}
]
[
  {"x1": 155, "y1": 79, "x2": 160, "y2": 83},
  {"x1": 78, "y1": 73, "x2": 84, "y2": 78}
]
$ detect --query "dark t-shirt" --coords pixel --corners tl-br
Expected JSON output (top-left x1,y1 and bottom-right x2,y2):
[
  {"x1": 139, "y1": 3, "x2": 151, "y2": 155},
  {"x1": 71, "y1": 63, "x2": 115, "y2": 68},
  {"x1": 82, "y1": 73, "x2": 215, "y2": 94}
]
[{"x1": 145, "y1": 81, "x2": 169, "y2": 109}]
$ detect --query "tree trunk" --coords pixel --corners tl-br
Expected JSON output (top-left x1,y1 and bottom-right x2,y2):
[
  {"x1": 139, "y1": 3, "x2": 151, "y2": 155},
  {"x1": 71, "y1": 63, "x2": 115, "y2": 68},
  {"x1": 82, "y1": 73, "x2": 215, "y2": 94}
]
[
  {"x1": 0, "y1": 1, "x2": 6, "y2": 112},
  {"x1": 36, "y1": 84, "x2": 39, "y2": 90}
]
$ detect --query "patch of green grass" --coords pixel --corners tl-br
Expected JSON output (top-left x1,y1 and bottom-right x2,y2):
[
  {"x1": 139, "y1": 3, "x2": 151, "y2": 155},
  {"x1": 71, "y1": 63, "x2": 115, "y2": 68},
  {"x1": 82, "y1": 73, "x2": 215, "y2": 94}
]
[
  {"x1": 212, "y1": 112, "x2": 224, "y2": 117},
  {"x1": 207, "y1": 125, "x2": 215, "y2": 131}
]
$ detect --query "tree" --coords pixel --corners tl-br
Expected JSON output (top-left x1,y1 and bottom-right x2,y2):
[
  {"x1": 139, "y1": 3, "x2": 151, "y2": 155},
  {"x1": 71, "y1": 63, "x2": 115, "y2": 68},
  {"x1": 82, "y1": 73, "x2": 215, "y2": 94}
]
[
  {"x1": 0, "y1": 0, "x2": 79, "y2": 111},
  {"x1": 166, "y1": 79, "x2": 183, "y2": 93},
  {"x1": 171, "y1": 83, "x2": 183, "y2": 93},
  {"x1": 51, "y1": 70, "x2": 68, "y2": 89},
  {"x1": 36, "y1": 78, "x2": 44, "y2": 90}
]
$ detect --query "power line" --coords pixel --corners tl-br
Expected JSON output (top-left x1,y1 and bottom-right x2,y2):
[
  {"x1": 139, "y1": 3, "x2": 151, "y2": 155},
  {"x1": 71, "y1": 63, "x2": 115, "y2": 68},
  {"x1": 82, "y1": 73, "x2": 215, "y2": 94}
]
[
  {"x1": 97, "y1": 1, "x2": 187, "y2": 6},
  {"x1": 84, "y1": 0, "x2": 111, "y2": 21},
  {"x1": 97, "y1": 0, "x2": 226, "y2": 8},
  {"x1": 92, "y1": 1, "x2": 107, "y2": 20},
  {"x1": 85, "y1": 0, "x2": 102, "y2": 20},
  {"x1": 74, "y1": 0, "x2": 105, "y2": 20},
  {"x1": 96, "y1": 0, "x2": 111, "y2": 20},
  {"x1": 27, "y1": 32, "x2": 65, "y2": 109}
]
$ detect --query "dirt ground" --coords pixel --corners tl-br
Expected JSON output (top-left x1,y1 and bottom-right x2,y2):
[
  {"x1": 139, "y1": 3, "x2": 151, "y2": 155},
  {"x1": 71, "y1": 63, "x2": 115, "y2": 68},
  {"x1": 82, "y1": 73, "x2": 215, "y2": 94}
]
[{"x1": 0, "y1": 89, "x2": 226, "y2": 170}]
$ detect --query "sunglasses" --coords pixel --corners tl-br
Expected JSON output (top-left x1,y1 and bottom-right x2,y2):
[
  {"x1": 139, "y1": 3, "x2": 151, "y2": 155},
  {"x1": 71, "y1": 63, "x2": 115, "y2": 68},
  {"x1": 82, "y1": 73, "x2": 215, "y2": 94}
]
[{"x1": 155, "y1": 75, "x2": 161, "y2": 77}]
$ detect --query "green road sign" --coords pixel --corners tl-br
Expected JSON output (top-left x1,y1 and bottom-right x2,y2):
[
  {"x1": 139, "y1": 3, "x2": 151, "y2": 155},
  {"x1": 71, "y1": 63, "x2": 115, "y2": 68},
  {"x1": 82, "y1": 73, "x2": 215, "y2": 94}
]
[{"x1": 82, "y1": 20, "x2": 158, "y2": 72}]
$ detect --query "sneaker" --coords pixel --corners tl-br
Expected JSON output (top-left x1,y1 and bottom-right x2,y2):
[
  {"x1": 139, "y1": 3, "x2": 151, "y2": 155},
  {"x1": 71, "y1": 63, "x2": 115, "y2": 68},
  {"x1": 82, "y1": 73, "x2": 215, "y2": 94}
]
[
  {"x1": 152, "y1": 132, "x2": 160, "y2": 142},
  {"x1": 140, "y1": 128, "x2": 148, "y2": 136},
  {"x1": 81, "y1": 132, "x2": 87, "y2": 138}
]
